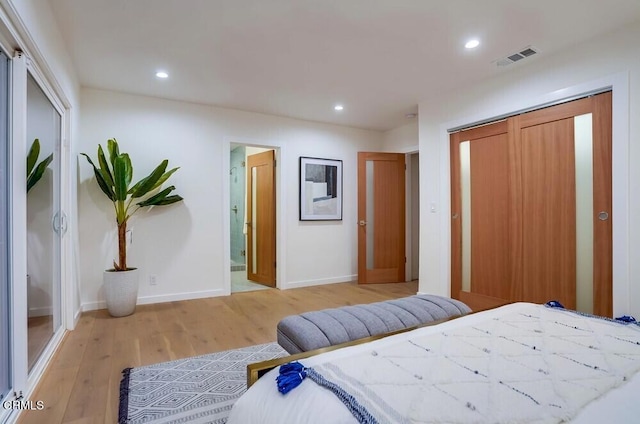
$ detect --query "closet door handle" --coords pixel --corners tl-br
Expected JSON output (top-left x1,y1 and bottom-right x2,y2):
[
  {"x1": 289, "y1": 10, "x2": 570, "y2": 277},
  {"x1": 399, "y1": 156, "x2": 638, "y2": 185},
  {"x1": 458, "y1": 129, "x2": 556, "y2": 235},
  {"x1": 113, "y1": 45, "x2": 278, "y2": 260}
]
[{"x1": 52, "y1": 211, "x2": 68, "y2": 236}]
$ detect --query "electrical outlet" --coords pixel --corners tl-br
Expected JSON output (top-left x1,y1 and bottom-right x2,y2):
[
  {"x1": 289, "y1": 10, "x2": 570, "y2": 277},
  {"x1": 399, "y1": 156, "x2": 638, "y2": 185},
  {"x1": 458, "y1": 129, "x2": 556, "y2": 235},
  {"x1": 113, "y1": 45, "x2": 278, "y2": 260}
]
[{"x1": 149, "y1": 275, "x2": 157, "y2": 285}]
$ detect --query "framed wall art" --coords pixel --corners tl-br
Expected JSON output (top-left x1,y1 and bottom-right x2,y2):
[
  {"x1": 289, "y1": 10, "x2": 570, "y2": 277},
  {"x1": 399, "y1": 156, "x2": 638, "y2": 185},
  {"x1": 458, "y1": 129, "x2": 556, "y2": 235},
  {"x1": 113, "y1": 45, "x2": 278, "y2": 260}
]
[{"x1": 299, "y1": 156, "x2": 343, "y2": 221}]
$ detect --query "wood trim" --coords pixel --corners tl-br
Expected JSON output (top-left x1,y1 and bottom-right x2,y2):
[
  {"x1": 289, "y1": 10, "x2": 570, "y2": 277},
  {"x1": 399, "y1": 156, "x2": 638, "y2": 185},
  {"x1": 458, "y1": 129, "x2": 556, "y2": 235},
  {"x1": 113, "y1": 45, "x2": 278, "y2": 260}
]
[
  {"x1": 519, "y1": 96, "x2": 592, "y2": 129},
  {"x1": 592, "y1": 91, "x2": 613, "y2": 317},
  {"x1": 457, "y1": 119, "x2": 508, "y2": 141}
]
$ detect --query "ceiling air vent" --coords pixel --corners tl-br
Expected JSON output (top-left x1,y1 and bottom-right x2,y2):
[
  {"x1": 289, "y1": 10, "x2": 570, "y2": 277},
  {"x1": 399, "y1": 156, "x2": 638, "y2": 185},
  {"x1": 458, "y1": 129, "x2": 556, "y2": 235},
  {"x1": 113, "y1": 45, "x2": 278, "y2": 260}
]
[{"x1": 495, "y1": 46, "x2": 538, "y2": 67}]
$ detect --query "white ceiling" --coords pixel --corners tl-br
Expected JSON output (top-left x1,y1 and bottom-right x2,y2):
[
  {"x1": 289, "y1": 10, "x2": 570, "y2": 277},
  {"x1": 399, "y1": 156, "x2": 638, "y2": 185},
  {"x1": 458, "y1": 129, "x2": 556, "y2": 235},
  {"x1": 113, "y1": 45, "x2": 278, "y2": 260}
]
[{"x1": 48, "y1": 0, "x2": 640, "y2": 132}]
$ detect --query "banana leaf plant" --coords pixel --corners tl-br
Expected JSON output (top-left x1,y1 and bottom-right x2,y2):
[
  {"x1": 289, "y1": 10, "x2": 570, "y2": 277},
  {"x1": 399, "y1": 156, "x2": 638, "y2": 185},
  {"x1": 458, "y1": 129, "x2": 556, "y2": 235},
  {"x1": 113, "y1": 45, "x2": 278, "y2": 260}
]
[
  {"x1": 81, "y1": 138, "x2": 183, "y2": 271},
  {"x1": 27, "y1": 138, "x2": 53, "y2": 192}
]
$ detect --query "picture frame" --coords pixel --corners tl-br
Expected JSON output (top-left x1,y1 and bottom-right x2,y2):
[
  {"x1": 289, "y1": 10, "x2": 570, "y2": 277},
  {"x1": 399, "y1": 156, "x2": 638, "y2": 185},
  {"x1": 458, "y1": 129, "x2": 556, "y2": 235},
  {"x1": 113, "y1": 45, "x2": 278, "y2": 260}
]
[{"x1": 299, "y1": 156, "x2": 343, "y2": 221}]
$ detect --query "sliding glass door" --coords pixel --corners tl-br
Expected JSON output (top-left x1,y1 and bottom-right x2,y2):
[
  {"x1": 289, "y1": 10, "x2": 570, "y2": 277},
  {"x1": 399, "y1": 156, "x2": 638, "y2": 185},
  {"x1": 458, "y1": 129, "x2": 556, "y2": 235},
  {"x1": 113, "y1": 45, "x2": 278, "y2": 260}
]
[
  {"x1": 26, "y1": 72, "x2": 62, "y2": 371},
  {"x1": 0, "y1": 50, "x2": 11, "y2": 405},
  {"x1": 0, "y1": 14, "x2": 70, "y2": 417}
]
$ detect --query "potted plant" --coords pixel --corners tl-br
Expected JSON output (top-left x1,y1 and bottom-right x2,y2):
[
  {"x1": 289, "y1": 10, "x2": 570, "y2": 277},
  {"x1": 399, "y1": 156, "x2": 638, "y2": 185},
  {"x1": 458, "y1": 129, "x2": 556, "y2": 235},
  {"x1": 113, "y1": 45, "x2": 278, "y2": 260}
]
[{"x1": 81, "y1": 138, "x2": 183, "y2": 316}]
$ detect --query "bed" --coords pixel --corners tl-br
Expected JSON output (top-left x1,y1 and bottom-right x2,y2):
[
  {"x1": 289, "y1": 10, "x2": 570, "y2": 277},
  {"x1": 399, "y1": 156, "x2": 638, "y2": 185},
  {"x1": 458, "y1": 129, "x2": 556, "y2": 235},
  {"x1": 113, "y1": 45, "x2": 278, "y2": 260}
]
[{"x1": 228, "y1": 302, "x2": 640, "y2": 423}]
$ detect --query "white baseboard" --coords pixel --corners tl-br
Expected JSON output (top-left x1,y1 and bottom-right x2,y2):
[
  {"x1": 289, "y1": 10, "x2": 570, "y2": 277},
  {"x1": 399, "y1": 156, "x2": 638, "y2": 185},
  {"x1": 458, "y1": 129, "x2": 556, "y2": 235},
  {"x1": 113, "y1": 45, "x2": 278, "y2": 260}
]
[
  {"x1": 81, "y1": 288, "x2": 227, "y2": 312},
  {"x1": 283, "y1": 274, "x2": 357, "y2": 290},
  {"x1": 80, "y1": 278, "x2": 363, "y2": 311},
  {"x1": 73, "y1": 307, "x2": 82, "y2": 324}
]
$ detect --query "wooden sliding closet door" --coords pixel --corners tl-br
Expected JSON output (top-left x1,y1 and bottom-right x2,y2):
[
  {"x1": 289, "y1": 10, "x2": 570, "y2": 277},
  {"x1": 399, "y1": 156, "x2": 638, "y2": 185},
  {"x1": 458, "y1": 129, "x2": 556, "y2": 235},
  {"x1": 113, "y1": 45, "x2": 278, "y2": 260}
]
[
  {"x1": 519, "y1": 115, "x2": 578, "y2": 308},
  {"x1": 592, "y1": 92, "x2": 613, "y2": 317},
  {"x1": 451, "y1": 122, "x2": 512, "y2": 310},
  {"x1": 450, "y1": 92, "x2": 612, "y2": 315}
]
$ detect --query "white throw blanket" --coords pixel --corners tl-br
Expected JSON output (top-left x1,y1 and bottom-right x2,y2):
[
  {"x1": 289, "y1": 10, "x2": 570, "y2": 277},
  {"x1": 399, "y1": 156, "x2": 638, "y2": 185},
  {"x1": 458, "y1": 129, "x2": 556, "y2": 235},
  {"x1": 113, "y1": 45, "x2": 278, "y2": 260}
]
[{"x1": 310, "y1": 305, "x2": 640, "y2": 424}]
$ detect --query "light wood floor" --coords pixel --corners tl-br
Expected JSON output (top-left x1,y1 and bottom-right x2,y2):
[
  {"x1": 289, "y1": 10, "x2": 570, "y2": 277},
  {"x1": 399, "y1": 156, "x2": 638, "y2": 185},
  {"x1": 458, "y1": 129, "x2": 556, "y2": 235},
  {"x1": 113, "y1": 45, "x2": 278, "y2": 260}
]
[{"x1": 18, "y1": 280, "x2": 418, "y2": 424}]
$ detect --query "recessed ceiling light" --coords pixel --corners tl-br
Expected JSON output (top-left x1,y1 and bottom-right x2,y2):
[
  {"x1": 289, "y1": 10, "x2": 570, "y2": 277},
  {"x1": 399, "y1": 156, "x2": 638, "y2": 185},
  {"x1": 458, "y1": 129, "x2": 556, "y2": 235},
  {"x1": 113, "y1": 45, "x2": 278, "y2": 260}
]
[
  {"x1": 334, "y1": 104, "x2": 344, "y2": 111},
  {"x1": 155, "y1": 71, "x2": 169, "y2": 79},
  {"x1": 465, "y1": 39, "x2": 480, "y2": 49}
]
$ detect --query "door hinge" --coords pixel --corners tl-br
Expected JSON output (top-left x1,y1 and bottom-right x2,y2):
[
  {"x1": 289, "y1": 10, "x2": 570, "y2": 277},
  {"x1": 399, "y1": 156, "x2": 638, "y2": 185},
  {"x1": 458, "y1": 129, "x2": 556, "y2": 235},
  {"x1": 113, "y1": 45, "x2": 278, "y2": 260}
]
[
  {"x1": 274, "y1": 159, "x2": 276, "y2": 167},
  {"x1": 405, "y1": 257, "x2": 407, "y2": 263},
  {"x1": 274, "y1": 261, "x2": 277, "y2": 268}
]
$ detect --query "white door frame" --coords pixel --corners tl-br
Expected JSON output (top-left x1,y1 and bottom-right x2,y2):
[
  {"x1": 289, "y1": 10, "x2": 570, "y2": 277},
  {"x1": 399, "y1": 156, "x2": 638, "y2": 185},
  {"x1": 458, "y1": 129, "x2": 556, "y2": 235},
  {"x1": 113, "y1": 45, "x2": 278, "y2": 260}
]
[
  {"x1": 394, "y1": 146, "x2": 420, "y2": 282},
  {"x1": 222, "y1": 137, "x2": 286, "y2": 294}
]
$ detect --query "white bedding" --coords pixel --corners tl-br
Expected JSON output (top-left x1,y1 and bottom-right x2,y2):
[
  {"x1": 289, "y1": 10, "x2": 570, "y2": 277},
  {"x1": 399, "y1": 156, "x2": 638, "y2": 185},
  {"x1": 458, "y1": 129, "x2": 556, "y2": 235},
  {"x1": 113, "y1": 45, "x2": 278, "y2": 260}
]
[{"x1": 228, "y1": 303, "x2": 640, "y2": 423}]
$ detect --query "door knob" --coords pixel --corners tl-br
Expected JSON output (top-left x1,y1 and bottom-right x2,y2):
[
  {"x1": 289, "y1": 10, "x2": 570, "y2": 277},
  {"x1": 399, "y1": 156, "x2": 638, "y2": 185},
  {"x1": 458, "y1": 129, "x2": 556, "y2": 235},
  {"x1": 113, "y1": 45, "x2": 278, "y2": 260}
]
[
  {"x1": 359, "y1": 220, "x2": 367, "y2": 226},
  {"x1": 598, "y1": 211, "x2": 609, "y2": 221}
]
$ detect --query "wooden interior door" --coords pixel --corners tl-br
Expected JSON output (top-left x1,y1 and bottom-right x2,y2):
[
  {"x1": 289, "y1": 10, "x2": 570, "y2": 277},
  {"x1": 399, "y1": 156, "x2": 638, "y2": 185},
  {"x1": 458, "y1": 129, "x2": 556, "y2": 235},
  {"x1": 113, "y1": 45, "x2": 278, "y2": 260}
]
[
  {"x1": 357, "y1": 152, "x2": 405, "y2": 284},
  {"x1": 246, "y1": 150, "x2": 276, "y2": 287},
  {"x1": 450, "y1": 92, "x2": 612, "y2": 315}
]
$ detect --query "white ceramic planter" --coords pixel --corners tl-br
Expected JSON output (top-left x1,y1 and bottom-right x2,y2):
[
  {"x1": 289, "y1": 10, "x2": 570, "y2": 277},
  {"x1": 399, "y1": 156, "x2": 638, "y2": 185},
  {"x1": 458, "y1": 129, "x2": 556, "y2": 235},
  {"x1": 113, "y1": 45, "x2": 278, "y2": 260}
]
[{"x1": 103, "y1": 268, "x2": 139, "y2": 317}]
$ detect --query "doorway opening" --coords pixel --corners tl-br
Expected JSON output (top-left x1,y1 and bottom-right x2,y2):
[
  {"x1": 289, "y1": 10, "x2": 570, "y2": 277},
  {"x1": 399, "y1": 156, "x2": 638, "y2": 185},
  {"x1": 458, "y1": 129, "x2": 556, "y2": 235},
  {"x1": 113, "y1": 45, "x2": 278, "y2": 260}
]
[
  {"x1": 229, "y1": 143, "x2": 276, "y2": 293},
  {"x1": 408, "y1": 152, "x2": 420, "y2": 282}
]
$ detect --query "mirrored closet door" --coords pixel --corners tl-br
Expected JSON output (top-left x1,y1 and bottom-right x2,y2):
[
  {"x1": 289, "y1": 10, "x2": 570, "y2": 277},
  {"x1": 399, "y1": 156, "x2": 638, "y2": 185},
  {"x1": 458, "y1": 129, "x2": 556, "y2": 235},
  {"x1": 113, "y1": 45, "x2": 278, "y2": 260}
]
[{"x1": 26, "y1": 72, "x2": 62, "y2": 371}]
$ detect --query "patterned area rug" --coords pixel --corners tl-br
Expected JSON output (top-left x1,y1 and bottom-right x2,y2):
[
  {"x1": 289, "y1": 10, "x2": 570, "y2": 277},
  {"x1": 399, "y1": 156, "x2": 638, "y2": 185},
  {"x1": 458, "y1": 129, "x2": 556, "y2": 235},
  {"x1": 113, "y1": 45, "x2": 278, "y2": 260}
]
[{"x1": 118, "y1": 342, "x2": 288, "y2": 423}]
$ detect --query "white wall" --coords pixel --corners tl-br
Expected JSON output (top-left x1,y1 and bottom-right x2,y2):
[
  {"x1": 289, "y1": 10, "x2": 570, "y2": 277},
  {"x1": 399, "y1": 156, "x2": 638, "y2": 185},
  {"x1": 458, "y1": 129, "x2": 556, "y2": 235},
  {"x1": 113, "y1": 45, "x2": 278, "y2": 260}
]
[
  {"x1": 383, "y1": 121, "x2": 418, "y2": 152},
  {"x1": 418, "y1": 22, "x2": 639, "y2": 317},
  {"x1": 78, "y1": 88, "x2": 384, "y2": 309}
]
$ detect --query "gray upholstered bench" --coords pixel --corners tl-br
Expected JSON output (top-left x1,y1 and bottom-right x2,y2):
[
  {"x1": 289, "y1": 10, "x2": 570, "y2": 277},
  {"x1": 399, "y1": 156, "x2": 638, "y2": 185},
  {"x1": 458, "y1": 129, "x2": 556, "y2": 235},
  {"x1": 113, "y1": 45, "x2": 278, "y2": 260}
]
[{"x1": 276, "y1": 294, "x2": 471, "y2": 354}]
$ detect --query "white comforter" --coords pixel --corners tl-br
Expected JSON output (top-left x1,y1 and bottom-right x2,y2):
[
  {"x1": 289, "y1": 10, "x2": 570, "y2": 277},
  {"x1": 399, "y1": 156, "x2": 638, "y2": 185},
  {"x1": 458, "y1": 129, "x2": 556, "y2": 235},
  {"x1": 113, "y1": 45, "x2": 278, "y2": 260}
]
[{"x1": 228, "y1": 303, "x2": 640, "y2": 423}]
